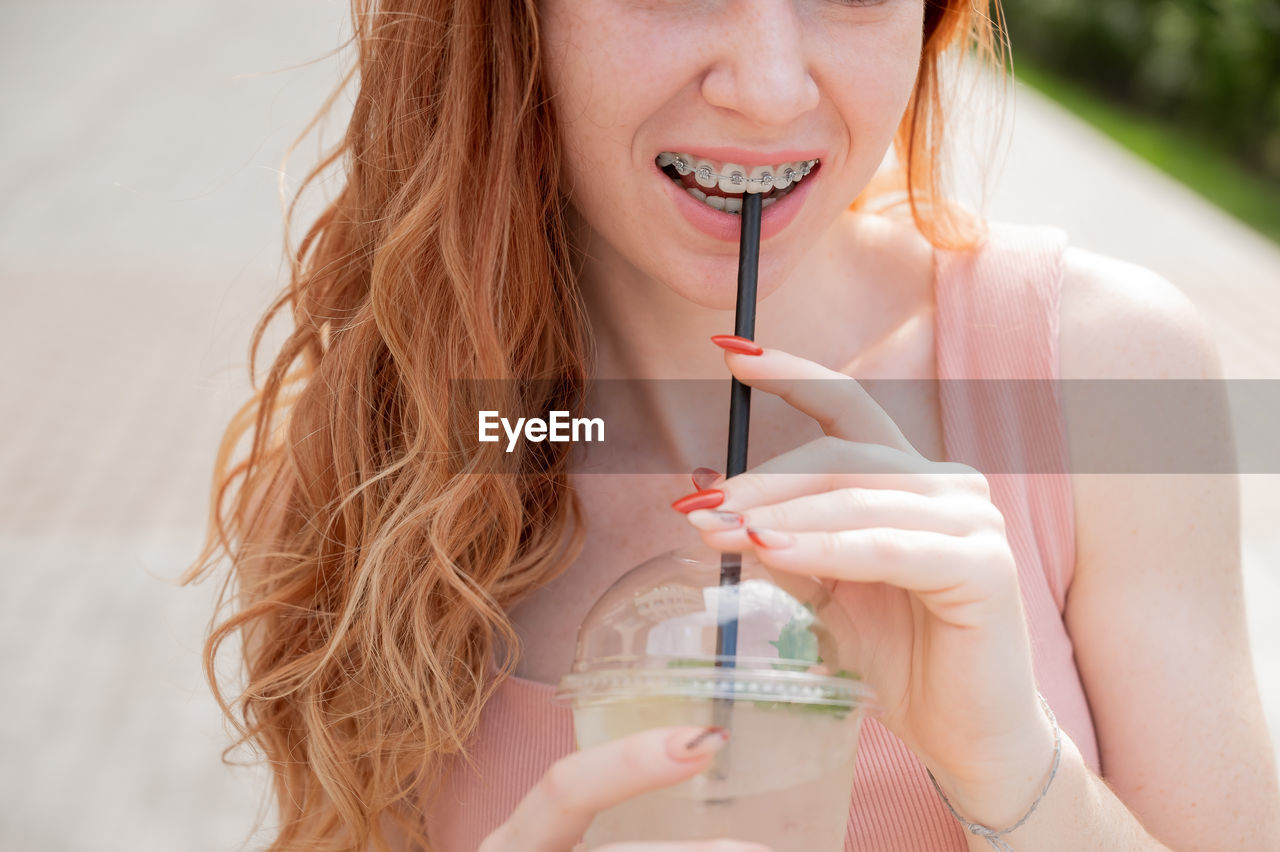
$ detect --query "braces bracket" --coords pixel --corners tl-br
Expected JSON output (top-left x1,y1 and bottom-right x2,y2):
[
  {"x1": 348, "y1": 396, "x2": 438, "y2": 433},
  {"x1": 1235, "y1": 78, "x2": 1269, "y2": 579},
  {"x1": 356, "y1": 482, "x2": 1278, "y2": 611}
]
[{"x1": 657, "y1": 153, "x2": 817, "y2": 190}]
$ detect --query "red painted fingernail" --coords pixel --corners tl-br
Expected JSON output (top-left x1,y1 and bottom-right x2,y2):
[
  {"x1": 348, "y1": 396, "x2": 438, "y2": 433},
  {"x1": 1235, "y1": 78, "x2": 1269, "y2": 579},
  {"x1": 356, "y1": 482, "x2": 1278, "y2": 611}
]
[
  {"x1": 692, "y1": 467, "x2": 723, "y2": 490},
  {"x1": 707, "y1": 510, "x2": 744, "y2": 528},
  {"x1": 710, "y1": 334, "x2": 763, "y2": 356},
  {"x1": 671, "y1": 489, "x2": 725, "y2": 513},
  {"x1": 746, "y1": 526, "x2": 795, "y2": 549},
  {"x1": 677, "y1": 726, "x2": 729, "y2": 758}
]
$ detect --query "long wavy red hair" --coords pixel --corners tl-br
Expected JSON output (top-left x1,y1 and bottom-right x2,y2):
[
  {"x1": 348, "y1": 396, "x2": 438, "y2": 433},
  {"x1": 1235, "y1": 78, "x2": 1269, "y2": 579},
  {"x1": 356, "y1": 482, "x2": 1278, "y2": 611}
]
[{"x1": 182, "y1": 1, "x2": 1009, "y2": 849}]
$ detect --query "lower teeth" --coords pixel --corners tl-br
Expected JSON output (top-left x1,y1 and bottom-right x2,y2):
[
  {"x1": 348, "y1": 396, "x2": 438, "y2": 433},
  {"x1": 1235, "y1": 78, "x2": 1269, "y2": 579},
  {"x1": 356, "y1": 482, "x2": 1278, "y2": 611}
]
[{"x1": 683, "y1": 184, "x2": 791, "y2": 214}]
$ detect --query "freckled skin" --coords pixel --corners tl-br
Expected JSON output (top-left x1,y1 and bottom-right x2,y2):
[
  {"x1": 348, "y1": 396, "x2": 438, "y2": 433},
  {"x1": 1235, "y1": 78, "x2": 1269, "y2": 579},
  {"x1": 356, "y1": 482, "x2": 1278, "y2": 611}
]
[{"x1": 538, "y1": 0, "x2": 926, "y2": 311}]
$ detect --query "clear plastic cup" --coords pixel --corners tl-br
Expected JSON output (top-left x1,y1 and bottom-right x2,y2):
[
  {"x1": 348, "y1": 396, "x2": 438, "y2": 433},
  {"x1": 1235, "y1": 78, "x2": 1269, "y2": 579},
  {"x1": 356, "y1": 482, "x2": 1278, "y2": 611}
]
[{"x1": 553, "y1": 544, "x2": 876, "y2": 851}]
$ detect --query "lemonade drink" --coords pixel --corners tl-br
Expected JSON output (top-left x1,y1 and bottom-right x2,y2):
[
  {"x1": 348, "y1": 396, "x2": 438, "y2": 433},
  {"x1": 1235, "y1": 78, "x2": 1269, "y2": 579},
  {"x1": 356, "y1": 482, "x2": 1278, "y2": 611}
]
[{"x1": 573, "y1": 691, "x2": 865, "y2": 851}]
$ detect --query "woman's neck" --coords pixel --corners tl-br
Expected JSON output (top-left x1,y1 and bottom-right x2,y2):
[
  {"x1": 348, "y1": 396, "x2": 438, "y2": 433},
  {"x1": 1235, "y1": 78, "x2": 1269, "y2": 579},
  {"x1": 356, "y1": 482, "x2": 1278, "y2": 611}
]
[
  {"x1": 577, "y1": 212, "x2": 866, "y2": 377},
  {"x1": 571, "y1": 210, "x2": 922, "y2": 469}
]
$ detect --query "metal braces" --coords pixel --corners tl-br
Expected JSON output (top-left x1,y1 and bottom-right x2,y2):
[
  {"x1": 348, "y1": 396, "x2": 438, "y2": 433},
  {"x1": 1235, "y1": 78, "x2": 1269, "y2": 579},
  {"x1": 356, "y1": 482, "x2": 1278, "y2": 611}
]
[{"x1": 657, "y1": 153, "x2": 817, "y2": 190}]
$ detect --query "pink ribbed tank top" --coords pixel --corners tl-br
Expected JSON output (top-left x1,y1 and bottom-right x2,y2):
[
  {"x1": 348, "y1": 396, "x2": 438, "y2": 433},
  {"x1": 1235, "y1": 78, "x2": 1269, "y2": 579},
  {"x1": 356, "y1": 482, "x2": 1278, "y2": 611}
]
[{"x1": 425, "y1": 222, "x2": 1100, "y2": 851}]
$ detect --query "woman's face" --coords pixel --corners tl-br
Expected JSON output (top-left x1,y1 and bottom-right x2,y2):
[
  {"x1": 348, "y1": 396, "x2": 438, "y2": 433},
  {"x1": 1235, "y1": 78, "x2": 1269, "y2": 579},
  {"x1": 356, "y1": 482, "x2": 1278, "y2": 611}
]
[{"x1": 539, "y1": 0, "x2": 926, "y2": 309}]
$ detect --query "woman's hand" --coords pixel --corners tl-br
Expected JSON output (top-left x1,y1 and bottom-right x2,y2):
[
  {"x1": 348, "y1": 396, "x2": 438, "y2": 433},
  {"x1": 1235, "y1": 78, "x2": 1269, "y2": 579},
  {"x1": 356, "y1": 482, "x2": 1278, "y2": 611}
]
[
  {"x1": 478, "y1": 725, "x2": 774, "y2": 852},
  {"x1": 674, "y1": 338, "x2": 1058, "y2": 830}
]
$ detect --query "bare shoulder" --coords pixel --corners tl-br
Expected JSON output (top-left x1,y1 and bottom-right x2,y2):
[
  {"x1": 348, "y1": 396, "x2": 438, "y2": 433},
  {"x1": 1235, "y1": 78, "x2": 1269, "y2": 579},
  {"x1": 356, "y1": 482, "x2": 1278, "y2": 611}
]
[
  {"x1": 1058, "y1": 245, "x2": 1222, "y2": 381},
  {"x1": 841, "y1": 209, "x2": 936, "y2": 295},
  {"x1": 1053, "y1": 246, "x2": 1280, "y2": 846}
]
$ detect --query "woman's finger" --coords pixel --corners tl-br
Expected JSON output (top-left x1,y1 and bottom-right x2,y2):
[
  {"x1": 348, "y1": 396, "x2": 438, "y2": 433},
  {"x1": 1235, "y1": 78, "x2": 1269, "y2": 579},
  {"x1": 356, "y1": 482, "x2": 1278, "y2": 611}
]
[
  {"x1": 691, "y1": 467, "x2": 724, "y2": 491},
  {"x1": 677, "y1": 438, "x2": 985, "y2": 515},
  {"x1": 482, "y1": 726, "x2": 729, "y2": 852},
  {"x1": 743, "y1": 527, "x2": 1014, "y2": 618},
  {"x1": 715, "y1": 344, "x2": 918, "y2": 454},
  {"x1": 687, "y1": 487, "x2": 997, "y2": 539}
]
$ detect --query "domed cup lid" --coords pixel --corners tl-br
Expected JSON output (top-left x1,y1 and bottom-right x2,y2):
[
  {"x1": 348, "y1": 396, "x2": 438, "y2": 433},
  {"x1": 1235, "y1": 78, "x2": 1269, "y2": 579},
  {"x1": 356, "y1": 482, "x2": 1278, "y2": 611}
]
[{"x1": 553, "y1": 543, "x2": 876, "y2": 710}]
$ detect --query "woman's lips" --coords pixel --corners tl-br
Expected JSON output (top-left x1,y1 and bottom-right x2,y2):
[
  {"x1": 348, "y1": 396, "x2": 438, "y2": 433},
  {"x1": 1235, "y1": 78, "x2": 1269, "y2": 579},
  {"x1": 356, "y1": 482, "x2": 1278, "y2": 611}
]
[{"x1": 657, "y1": 163, "x2": 818, "y2": 243}]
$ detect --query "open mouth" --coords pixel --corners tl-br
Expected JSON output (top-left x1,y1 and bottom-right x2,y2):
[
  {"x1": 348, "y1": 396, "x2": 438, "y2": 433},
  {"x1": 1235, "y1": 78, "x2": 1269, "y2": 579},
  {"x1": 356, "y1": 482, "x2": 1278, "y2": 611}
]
[{"x1": 655, "y1": 151, "x2": 820, "y2": 215}]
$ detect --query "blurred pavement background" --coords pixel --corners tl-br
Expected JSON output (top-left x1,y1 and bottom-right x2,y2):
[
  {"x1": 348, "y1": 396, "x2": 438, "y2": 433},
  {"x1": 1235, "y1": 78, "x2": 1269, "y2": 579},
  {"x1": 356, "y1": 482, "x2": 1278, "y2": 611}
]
[{"x1": 1, "y1": 2, "x2": 1276, "y2": 850}]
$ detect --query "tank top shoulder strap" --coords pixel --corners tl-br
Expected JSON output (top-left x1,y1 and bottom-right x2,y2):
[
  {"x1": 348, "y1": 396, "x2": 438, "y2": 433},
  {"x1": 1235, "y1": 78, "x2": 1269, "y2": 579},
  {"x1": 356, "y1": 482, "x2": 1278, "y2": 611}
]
[
  {"x1": 933, "y1": 221, "x2": 1077, "y2": 610},
  {"x1": 934, "y1": 221, "x2": 1068, "y2": 381}
]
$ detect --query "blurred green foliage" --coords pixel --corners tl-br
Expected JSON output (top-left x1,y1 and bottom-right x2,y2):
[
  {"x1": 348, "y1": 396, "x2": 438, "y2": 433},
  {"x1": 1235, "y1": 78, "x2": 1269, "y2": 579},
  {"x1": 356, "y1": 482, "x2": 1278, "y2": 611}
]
[
  {"x1": 1013, "y1": 62, "x2": 1280, "y2": 244},
  {"x1": 999, "y1": 0, "x2": 1280, "y2": 180}
]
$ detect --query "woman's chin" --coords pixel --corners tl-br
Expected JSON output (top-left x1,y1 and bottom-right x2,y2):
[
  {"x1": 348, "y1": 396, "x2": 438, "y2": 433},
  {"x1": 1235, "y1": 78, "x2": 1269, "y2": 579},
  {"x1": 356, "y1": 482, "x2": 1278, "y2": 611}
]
[{"x1": 660, "y1": 276, "x2": 785, "y2": 313}]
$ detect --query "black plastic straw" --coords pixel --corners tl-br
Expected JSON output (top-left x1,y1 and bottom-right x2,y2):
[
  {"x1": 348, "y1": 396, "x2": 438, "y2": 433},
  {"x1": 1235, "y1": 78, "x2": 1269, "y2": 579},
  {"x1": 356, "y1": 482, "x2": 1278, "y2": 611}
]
[{"x1": 713, "y1": 191, "x2": 762, "y2": 670}]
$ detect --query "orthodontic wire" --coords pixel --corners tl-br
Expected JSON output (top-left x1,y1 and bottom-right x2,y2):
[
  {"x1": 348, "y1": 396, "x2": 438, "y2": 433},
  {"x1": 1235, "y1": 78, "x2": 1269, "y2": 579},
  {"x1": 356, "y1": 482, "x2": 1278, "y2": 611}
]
[{"x1": 662, "y1": 155, "x2": 817, "y2": 190}]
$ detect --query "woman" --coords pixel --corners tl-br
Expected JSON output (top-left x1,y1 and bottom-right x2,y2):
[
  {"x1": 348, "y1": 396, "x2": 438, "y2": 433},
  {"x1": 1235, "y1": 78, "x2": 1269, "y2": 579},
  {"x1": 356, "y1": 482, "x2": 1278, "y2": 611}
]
[{"x1": 185, "y1": 1, "x2": 1279, "y2": 850}]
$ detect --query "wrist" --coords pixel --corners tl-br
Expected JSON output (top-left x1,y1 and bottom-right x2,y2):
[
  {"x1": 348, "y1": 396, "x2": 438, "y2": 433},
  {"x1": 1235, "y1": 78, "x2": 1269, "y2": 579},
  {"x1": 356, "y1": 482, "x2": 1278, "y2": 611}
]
[{"x1": 927, "y1": 692, "x2": 1062, "y2": 835}]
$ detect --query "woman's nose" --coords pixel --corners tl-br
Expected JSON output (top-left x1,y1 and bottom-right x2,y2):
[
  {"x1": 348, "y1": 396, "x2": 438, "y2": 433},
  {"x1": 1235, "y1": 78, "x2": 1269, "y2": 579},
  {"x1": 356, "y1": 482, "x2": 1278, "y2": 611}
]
[{"x1": 699, "y1": 3, "x2": 821, "y2": 126}]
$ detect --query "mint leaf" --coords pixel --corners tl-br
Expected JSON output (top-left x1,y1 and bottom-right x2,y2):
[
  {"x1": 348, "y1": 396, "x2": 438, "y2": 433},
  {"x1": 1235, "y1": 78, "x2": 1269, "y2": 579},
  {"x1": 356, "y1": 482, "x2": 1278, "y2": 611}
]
[{"x1": 768, "y1": 603, "x2": 821, "y2": 671}]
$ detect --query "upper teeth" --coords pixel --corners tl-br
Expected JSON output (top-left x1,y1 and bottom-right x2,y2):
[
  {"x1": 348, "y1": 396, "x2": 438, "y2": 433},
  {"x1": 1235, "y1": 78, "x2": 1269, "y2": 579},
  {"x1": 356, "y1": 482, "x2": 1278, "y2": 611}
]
[{"x1": 656, "y1": 152, "x2": 818, "y2": 193}]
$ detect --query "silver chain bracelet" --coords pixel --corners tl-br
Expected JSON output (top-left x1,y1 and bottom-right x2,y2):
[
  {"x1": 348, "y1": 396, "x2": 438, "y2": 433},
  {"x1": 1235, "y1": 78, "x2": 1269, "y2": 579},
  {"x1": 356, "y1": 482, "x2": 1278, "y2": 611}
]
[{"x1": 925, "y1": 692, "x2": 1063, "y2": 852}]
